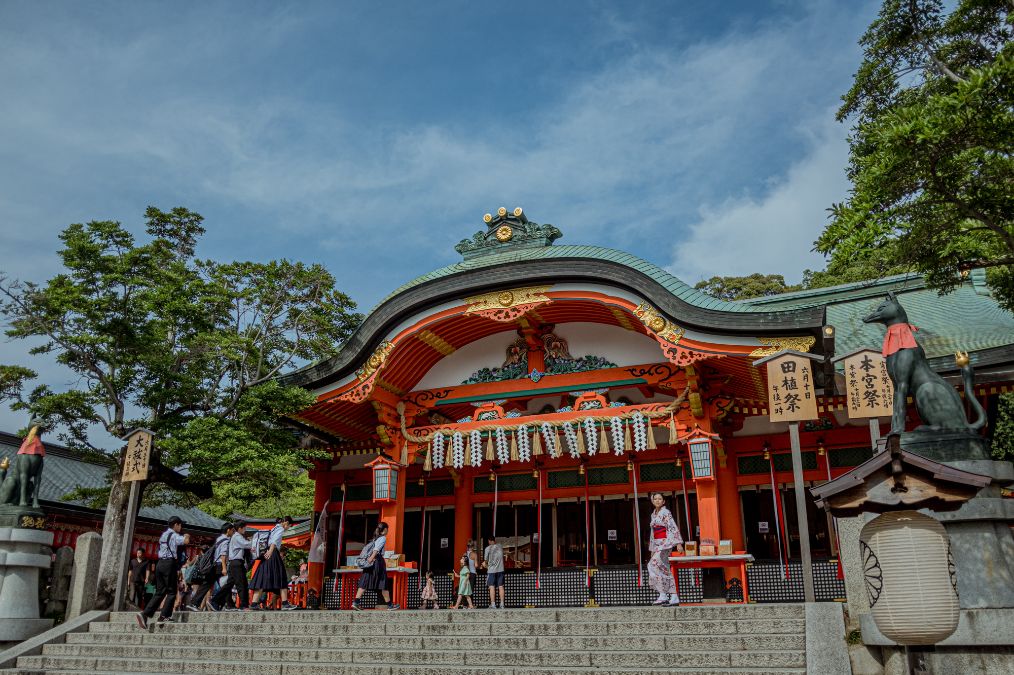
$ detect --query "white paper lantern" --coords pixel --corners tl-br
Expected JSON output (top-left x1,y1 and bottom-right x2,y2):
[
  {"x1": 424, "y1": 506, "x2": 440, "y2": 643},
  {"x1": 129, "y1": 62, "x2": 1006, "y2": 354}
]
[{"x1": 860, "y1": 510, "x2": 959, "y2": 645}]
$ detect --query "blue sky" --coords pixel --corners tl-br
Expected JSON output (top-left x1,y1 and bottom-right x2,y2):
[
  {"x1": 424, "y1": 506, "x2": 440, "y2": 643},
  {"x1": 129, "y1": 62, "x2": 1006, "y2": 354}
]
[{"x1": 0, "y1": 1, "x2": 879, "y2": 434}]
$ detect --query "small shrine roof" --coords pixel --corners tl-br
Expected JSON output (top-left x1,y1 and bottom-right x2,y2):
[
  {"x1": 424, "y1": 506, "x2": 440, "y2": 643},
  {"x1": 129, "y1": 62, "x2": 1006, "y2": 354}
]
[{"x1": 0, "y1": 431, "x2": 223, "y2": 530}]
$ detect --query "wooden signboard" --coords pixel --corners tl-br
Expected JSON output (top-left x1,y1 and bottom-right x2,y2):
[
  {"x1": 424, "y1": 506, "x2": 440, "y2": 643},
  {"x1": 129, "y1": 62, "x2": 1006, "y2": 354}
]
[
  {"x1": 121, "y1": 429, "x2": 153, "y2": 482},
  {"x1": 841, "y1": 349, "x2": 893, "y2": 419},
  {"x1": 764, "y1": 353, "x2": 818, "y2": 422}
]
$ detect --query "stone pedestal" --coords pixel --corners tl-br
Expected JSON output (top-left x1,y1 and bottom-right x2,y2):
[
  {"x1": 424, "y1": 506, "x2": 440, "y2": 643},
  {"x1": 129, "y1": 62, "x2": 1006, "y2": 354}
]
[{"x1": 0, "y1": 528, "x2": 53, "y2": 642}]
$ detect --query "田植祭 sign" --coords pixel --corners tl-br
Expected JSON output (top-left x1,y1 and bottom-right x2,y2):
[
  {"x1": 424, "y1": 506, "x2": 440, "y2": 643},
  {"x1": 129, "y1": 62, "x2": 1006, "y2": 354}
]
[{"x1": 764, "y1": 353, "x2": 818, "y2": 422}]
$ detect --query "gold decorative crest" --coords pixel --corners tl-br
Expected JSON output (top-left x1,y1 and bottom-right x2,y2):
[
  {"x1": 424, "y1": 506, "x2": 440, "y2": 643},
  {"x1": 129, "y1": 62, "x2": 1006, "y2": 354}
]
[
  {"x1": 356, "y1": 340, "x2": 394, "y2": 380},
  {"x1": 495, "y1": 225, "x2": 514, "y2": 242},
  {"x1": 464, "y1": 286, "x2": 551, "y2": 322},
  {"x1": 633, "y1": 302, "x2": 684, "y2": 344},
  {"x1": 748, "y1": 336, "x2": 817, "y2": 357}
]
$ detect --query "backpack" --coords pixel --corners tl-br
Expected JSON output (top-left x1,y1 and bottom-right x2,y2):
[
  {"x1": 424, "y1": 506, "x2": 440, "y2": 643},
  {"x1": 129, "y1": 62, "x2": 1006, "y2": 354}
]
[
  {"x1": 250, "y1": 529, "x2": 271, "y2": 560},
  {"x1": 355, "y1": 540, "x2": 375, "y2": 569},
  {"x1": 193, "y1": 537, "x2": 224, "y2": 582}
]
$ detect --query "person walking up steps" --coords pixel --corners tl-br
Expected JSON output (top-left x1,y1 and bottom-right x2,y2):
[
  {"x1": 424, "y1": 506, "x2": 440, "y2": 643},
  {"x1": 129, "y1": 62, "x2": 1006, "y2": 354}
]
[
  {"x1": 483, "y1": 536, "x2": 505, "y2": 609},
  {"x1": 188, "y1": 522, "x2": 233, "y2": 611},
  {"x1": 136, "y1": 516, "x2": 189, "y2": 629},
  {"x1": 351, "y1": 522, "x2": 399, "y2": 610},
  {"x1": 211, "y1": 521, "x2": 252, "y2": 611},
  {"x1": 449, "y1": 554, "x2": 474, "y2": 609},
  {"x1": 647, "y1": 492, "x2": 684, "y2": 606},
  {"x1": 250, "y1": 516, "x2": 298, "y2": 610},
  {"x1": 420, "y1": 570, "x2": 440, "y2": 609}
]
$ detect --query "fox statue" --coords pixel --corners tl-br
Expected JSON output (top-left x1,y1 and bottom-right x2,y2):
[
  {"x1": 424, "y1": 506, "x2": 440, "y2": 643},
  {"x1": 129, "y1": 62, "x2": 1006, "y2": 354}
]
[{"x1": 862, "y1": 292, "x2": 986, "y2": 438}]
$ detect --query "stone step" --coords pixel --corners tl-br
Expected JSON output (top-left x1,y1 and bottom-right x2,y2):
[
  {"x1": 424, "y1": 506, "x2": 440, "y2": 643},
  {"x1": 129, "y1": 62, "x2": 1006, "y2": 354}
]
[
  {"x1": 106, "y1": 605, "x2": 805, "y2": 624},
  {"x1": 65, "y1": 630, "x2": 806, "y2": 652},
  {"x1": 89, "y1": 618, "x2": 806, "y2": 636},
  {"x1": 15, "y1": 655, "x2": 807, "y2": 674},
  {"x1": 36, "y1": 644, "x2": 805, "y2": 669}
]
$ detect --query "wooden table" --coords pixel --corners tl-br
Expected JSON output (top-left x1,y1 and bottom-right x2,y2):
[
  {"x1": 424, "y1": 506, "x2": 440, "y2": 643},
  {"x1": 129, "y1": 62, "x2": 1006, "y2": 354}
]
[
  {"x1": 332, "y1": 567, "x2": 418, "y2": 609},
  {"x1": 668, "y1": 553, "x2": 755, "y2": 604}
]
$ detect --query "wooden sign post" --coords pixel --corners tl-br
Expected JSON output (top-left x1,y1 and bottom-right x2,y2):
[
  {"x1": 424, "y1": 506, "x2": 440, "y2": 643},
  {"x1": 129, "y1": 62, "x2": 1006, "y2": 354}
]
[
  {"x1": 753, "y1": 350, "x2": 822, "y2": 603},
  {"x1": 834, "y1": 348, "x2": 893, "y2": 452},
  {"x1": 113, "y1": 428, "x2": 153, "y2": 611}
]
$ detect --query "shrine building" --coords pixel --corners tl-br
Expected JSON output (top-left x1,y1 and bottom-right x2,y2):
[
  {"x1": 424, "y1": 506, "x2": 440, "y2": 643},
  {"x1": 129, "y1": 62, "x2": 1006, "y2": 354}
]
[{"x1": 283, "y1": 208, "x2": 1014, "y2": 607}]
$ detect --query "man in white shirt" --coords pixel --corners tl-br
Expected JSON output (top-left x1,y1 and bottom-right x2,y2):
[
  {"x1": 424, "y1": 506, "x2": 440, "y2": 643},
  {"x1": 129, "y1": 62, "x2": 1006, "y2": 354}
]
[
  {"x1": 136, "y1": 516, "x2": 189, "y2": 629},
  {"x1": 210, "y1": 521, "x2": 252, "y2": 611}
]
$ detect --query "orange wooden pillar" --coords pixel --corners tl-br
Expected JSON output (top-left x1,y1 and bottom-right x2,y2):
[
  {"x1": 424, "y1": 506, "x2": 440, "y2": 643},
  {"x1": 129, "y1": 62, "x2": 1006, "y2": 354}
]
[
  {"x1": 716, "y1": 447, "x2": 746, "y2": 584},
  {"x1": 380, "y1": 468, "x2": 408, "y2": 553},
  {"x1": 716, "y1": 449, "x2": 745, "y2": 550},
  {"x1": 307, "y1": 462, "x2": 331, "y2": 596},
  {"x1": 453, "y1": 469, "x2": 473, "y2": 561},
  {"x1": 694, "y1": 481, "x2": 721, "y2": 545}
]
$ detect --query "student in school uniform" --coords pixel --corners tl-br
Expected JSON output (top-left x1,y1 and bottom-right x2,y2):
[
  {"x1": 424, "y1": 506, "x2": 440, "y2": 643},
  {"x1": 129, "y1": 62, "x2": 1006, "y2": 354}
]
[
  {"x1": 250, "y1": 516, "x2": 298, "y2": 610},
  {"x1": 211, "y1": 521, "x2": 252, "y2": 611},
  {"x1": 136, "y1": 516, "x2": 189, "y2": 629},
  {"x1": 188, "y1": 522, "x2": 234, "y2": 611}
]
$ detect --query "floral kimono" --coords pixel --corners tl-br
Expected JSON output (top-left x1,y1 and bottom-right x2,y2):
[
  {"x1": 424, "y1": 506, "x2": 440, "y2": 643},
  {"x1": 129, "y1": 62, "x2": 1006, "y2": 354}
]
[{"x1": 647, "y1": 506, "x2": 683, "y2": 594}]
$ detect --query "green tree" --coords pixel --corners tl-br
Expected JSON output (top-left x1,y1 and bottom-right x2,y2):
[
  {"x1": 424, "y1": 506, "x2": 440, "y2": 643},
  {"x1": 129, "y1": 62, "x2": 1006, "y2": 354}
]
[
  {"x1": 0, "y1": 207, "x2": 360, "y2": 607},
  {"x1": 816, "y1": 0, "x2": 1014, "y2": 310},
  {"x1": 993, "y1": 391, "x2": 1014, "y2": 461},
  {"x1": 694, "y1": 273, "x2": 802, "y2": 301}
]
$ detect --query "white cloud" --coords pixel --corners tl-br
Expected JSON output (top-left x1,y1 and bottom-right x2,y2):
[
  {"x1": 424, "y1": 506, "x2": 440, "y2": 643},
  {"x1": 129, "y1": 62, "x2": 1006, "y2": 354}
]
[{"x1": 669, "y1": 114, "x2": 850, "y2": 285}]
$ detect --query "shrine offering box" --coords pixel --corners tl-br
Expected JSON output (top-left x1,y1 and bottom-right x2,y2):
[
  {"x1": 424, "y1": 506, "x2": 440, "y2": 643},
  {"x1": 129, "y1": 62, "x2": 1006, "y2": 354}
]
[
  {"x1": 700, "y1": 544, "x2": 716, "y2": 556},
  {"x1": 384, "y1": 553, "x2": 404, "y2": 567},
  {"x1": 718, "y1": 540, "x2": 733, "y2": 555},
  {"x1": 684, "y1": 541, "x2": 697, "y2": 556}
]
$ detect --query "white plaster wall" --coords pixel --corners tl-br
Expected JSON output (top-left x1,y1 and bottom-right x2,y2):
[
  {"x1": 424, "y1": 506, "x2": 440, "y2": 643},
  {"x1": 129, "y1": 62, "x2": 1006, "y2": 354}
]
[
  {"x1": 413, "y1": 322, "x2": 665, "y2": 391},
  {"x1": 414, "y1": 329, "x2": 518, "y2": 390}
]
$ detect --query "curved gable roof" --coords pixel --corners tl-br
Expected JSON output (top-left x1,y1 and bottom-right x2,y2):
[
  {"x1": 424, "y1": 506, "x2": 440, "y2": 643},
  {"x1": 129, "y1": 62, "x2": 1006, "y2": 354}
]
[{"x1": 283, "y1": 217, "x2": 825, "y2": 391}]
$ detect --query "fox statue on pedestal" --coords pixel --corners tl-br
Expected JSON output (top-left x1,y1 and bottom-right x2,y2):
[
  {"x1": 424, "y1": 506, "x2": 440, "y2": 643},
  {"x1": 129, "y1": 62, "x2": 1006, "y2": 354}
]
[{"x1": 862, "y1": 292, "x2": 986, "y2": 438}]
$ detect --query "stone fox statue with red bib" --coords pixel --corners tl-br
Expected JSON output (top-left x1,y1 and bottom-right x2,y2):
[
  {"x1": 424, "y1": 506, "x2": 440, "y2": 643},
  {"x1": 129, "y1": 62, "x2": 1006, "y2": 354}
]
[
  {"x1": 862, "y1": 292, "x2": 986, "y2": 438},
  {"x1": 0, "y1": 418, "x2": 46, "y2": 508}
]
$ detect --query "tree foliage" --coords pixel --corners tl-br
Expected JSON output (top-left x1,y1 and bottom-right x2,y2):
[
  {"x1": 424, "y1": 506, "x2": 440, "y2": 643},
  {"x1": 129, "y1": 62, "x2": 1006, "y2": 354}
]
[
  {"x1": 993, "y1": 391, "x2": 1014, "y2": 461},
  {"x1": 816, "y1": 0, "x2": 1014, "y2": 310},
  {"x1": 0, "y1": 206, "x2": 360, "y2": 513},
  {"x1": 693, "y1": 273, "x2": 802, "y2": 301}
]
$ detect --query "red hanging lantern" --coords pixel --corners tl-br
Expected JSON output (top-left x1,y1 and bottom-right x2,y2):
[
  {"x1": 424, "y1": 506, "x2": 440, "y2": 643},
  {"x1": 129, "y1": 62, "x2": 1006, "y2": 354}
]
[{"x1": 365, "y1": 456, "x2": 404, "y2": 503}]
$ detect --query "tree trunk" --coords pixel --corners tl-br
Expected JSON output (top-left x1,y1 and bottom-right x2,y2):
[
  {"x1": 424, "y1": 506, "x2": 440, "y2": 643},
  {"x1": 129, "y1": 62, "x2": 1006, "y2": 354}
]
[{"x1": 94, "y1": 469, "x2": 133, "y2": 609}]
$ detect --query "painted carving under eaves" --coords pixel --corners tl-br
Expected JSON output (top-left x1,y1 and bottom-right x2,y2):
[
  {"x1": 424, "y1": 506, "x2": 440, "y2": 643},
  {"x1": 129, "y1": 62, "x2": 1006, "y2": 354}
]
[{"x1": 462, "y1": 332, "x2": 617, "y2": 385}]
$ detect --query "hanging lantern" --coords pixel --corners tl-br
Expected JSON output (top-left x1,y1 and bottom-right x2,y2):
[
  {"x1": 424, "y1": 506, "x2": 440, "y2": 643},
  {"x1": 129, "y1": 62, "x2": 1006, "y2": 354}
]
[
  {"x1": 365, "y1": 456, "x2": 404, "y2": 503},
  {"x1": 860, "y1": 511, "x2": 959, "y2": 645},
  {"x1": 681, "y1": 427, "x2": 719, "y2": 481}
]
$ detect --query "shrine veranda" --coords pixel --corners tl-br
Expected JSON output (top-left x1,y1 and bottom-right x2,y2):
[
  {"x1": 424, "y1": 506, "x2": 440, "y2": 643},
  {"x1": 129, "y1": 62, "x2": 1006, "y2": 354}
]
[{"x1": 283, "y1": 209, "x2": 1014, "y2": 608}]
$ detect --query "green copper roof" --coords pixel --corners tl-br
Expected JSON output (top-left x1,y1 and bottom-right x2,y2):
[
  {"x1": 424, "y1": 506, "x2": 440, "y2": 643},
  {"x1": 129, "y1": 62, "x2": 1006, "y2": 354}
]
[
  {"x1": 374, "y1": 243, "x2": 756, "y2": 314},
  {"x1": 739, "y1": 271, "x2": 1014, "y2": 360}
]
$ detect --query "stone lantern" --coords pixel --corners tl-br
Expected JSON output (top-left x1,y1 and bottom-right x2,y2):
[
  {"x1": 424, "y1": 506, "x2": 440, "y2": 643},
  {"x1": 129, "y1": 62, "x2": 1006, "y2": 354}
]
[{"x1": 811, "y1": 447, "x2": 989, "y2": 646}]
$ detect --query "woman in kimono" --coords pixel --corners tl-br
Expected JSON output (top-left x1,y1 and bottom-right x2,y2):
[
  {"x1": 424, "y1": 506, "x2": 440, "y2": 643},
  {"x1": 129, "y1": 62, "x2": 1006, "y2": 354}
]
[{"x1": 648, "y1": 492, "x2": 684, "y2": 605}]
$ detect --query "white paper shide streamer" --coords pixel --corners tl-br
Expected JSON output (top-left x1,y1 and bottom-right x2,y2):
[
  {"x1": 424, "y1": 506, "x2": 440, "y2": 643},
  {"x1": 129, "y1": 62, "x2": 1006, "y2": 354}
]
[
  {"x1": 432, "y1": 434, "x2": 445, "y2": 469},
  {"x1": 495, "y1": 427, "x2": 509, "y2": 464},
  {"x1": 517, "y1": 426, "x2": 531, "y2": 463},
  {"x1": 583, "y1": 417, "x2": 598, "y2": 455},
  {"x1": 451, "y1": 432, "x2": 465, "y2": 469},
  {"x1": 540, "y1": 422, "x2": 557, "y2": 458},
  {"x1": 469, "y1": 430, "x2": 483, "y2": 467},
  {"x1": 562, "y1": 421, "x2": 580, "y2": 458},
  {"x1": 631, "y1": 412, "x2": 647, "y2": 452},
  {"x1": 610, "y1": 416, "x2": 625, "y2": 455}
]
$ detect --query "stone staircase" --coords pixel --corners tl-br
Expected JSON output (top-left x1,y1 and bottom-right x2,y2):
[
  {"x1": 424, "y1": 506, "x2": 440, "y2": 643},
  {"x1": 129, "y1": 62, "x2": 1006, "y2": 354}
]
[{"x1": 8, "y1": 604, "x2": 810, "y2": 674}]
